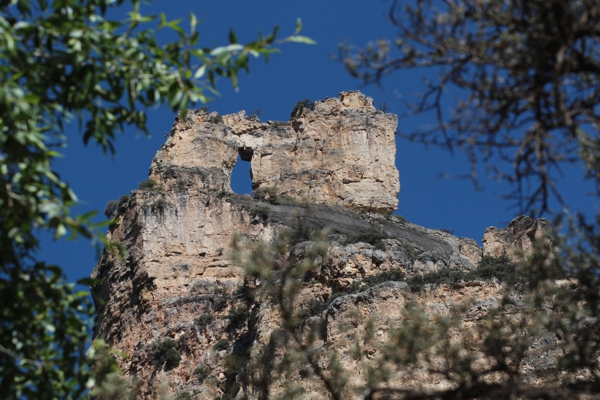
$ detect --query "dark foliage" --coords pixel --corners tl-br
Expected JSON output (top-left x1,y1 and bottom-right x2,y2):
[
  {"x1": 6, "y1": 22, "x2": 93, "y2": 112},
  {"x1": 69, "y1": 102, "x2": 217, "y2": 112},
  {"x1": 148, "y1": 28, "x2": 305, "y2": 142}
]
[
  {"x1": 139, "y1": 178, "x2": 159, "y2": 191},
  {"x1": 208, "y1": 114, "x2": 223, "y2": 124},
  {"x1": 297, "y1": 298, "x2": 327, "y2": 323},
  {"x1": 407, "y1": 267, "x2": 467, "y2": 290},
  {"x1": 151, "y1": 197, "x2": 166, "y2": 212},
  {"x1": 226, "y1": 305, "x2": 249, "y2": 330},
  {"x1": 248, "y1": 109, "x2": 263, "y2": 118},
  {"x1": 253, "y1": 186, "x2": 284, "y2": 203},
  {"x1": 173, "y1": 392, "x2": 192, "y2": 400},
  {"x1": 389, "y1": 214, "x2": 406, "y2": 223},
  {"x1": 343, "y1": 224, "x2": 390, "y2": 250},
  {"x1": 250, "y1": 206, "x2": 270, "y2": 221},
  {"x1": 212, "y1": 287, "x2": 229, "y2": 312},
  {"x1": 406, "y1": 255, "x2": 526, "y2": 291},
  {"x1": 291, "y1": 98, "x2": 315, "y2": 118},
  {"x1": 104, "y1": 200, "x2": 118, "y2": 218},
  {"x1": 153, "y1": 339, "x2": 181, "y2": 370},
  {"x1": 194, "y1": 366, "x2": 210, "y2": 383},
  {"x1": 213, "y1": 340, "x2": 230, "y2": 351},
  {"x1": 194, "y1": 313, "x2": 214, "y2": 330},
  {"x1": 464, "y1": 254, "x2": 525, "y2": 286}
]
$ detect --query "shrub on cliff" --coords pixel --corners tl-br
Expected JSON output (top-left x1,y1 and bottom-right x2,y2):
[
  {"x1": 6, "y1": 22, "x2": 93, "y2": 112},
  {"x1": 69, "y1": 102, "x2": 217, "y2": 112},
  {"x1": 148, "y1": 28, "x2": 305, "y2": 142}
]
[
  {"x1": 194, "y1": 313, "x2": 215, "y2": 330},
  {"x1": 138, "y1": 178, "x2": 160, "y2": 191},
  {"x1": 213, "y1": 340, "x2": 230, "y2": 351},
  {"x1": 226, "y1": 305, "x2": 249, "y2": 330},
  {"x1": 252, "y1": 186, "x2": 281, "y2": 203},
  {"x1": 291, "y1": 98, "x2": 315, "y2": 118},
  {"x1": 343, "y1": 223, "x2": 389, "y2": 250},
  {"x1": 103, "y1": 200, "x2": 119, "y2": 219},
  {"x1": 153, "y1": 339, "x2": 181, "y2": 370},
  {"x1": 194, "y1": 366, "x2": 210, "y2": 383}
]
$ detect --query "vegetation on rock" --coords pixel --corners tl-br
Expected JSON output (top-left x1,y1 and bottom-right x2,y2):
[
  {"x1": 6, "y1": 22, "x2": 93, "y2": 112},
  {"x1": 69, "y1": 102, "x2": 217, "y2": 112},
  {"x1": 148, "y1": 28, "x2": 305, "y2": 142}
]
[
  {"x1": 194, "y1": 313, "x2": 215, "y2": 330},
  {"x1": 153, "y1": 339, "x2": 181, "y2": 371},
  {"x1": 103, "y1": 200, "x2": 119, "y2": 219},
  {"x1": 343, "y1": 223, "x2": 390, "y2": 250},
  {"x1": 213, "y1": 340, "x2": 230, "y2": 351}
]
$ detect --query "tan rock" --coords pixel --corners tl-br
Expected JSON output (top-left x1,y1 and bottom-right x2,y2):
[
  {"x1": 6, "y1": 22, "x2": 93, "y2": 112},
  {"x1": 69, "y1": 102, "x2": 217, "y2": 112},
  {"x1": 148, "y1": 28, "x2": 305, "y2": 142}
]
[
  {"x1": 482, "y1": 215, "x2": 550, "y2": 261},
  {"x1": 148, "y1": 91, "x2": 399, "y2": 213},
  {"x1": 94, "y1": 92, "x2": 575, "y2": 399}
]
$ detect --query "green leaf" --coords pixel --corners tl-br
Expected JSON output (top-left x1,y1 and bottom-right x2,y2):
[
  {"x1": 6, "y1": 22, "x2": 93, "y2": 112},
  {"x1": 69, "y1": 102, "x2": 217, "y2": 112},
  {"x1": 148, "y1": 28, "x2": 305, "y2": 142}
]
[
  {"x1": 283, "y1": 35, "x2": 317, "y2": 45},
  {"x1": 295, "y1": 17, "x2": 303, "y2": 35},
  {"x1": 210, "y1": 44, "x2": 244, "y2": 57},
  {"x1": 229, "y1": 28, "x2": 237, "y2": 44},
  {"x1": 190, "y1": 12, "x2": 197, "y2": 32},
  {"x1": 194, "y1": 64, "x2": 207, "y2": 79}
]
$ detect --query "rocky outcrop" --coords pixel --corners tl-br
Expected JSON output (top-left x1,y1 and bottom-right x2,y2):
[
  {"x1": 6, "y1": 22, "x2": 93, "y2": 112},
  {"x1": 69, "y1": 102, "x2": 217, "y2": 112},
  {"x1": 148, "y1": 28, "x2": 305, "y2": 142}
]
[
  {"x1": 148, "y1": 91, "x2": 399, "y2": 214},
  {"x1": 91, "y1": 92, "x2": 552, "y2": 399},
  {"x1": 482, "y1": 215, "x2": 550, "y2": 260}
]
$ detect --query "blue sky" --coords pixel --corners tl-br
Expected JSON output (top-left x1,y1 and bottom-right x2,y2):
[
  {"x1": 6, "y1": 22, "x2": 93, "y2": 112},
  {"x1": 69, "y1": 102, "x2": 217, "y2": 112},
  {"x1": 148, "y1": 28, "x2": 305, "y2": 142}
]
[{"x1": 39, "y1": 0, "x2": 596, "y2": 282}]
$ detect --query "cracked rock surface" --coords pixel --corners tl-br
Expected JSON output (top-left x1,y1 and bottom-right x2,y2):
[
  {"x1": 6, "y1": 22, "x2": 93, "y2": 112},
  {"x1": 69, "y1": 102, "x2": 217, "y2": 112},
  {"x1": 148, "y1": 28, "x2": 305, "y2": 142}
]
[{"x1": 91, "y1": 92, "x2": 551, "y2": 399}]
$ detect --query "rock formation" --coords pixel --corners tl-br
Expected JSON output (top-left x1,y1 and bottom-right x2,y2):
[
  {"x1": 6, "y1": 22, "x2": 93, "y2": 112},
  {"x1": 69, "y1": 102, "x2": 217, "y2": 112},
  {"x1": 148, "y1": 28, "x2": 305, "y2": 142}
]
[
  {"x1": 148, "y1": 91, "x2": 399, "y2": 214},
  {"x1": 91, "y1": 92, "x2": 551, "y2": 399}
]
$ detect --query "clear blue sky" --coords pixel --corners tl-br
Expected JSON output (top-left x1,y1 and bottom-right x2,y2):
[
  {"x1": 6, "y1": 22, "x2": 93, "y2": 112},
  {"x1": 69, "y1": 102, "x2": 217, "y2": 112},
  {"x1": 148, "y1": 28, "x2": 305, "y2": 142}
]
[{"x1": 40, "y1": 0, "x2": 596, "y2": 282}]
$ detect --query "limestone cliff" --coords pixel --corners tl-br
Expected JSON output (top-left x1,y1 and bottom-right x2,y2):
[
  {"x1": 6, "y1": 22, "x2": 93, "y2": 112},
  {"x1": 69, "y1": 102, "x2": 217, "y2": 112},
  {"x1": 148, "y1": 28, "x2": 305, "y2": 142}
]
[
  {"x1": 147, "y1": 91, "x2": 399, "y2": 214},
  {"x1": 91, "y1": 92, "x2": 548, "y2": 399}
]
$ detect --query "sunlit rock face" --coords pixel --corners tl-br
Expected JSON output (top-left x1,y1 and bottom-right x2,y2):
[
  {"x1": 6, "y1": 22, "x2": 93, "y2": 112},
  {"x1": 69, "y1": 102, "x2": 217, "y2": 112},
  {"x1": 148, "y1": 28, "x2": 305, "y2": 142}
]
[
  {"x1": 482, "y1": 215, "x2": 550, "y2": 260},
  {"x1": 148, "y1": 91, "x2": 399, "y2": 214},
  {"x1": 91, "y1": 92, "x2": 550, "y2": 399}
]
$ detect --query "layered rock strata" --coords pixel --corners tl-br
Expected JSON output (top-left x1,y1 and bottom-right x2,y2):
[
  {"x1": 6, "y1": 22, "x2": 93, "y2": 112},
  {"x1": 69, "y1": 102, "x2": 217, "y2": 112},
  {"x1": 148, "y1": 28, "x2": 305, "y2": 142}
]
[{"x1": 91, "y1": 92, "x2": 549, "y2": 399}]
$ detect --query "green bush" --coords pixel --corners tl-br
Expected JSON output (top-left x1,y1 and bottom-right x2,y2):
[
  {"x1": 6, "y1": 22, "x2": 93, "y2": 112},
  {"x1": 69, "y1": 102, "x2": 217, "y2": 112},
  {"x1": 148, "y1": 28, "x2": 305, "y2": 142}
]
[
  {"x1": 253, "y1": 186, "x2": 295, "y2": 204},
  {"x1": 464, "y1": 254, "x2": 524, "y2": 285},
  {"x1": 209, "y1": 114, "x2": 223, "y2": 124},
  {"x1": 405, "y1": 255, "x2": 526, "y2": 291},
  {"x1": 297, "y1": 298, "x2": 327, "y2": 323},
  {"x1": 343, "y1": 224, "x2": 390, "y2": 250},
  {"x1": 329, "y1": 256, "x2": 523, "y2": 298},
  {"x1": 226, "y1": 305, "x2": 249, "y2": 330},
  {"x1": 407, "y1": 267, "x2": 466, "y2": 290},
  {"x1": 250, "y1": 206, "x2": 270, "y2": 220},
  {"x1": 104, "y1": 200, "x2": 118, "y2": 218},
  {"x1": 173, "y1": 392, "x2": 192, "y2": 400},
  {"x1": 153, "y1": 339, "x2": 181, "y2": 370},
  {"x1": 216, "y1": 189, "x2": 232, "y2": 198},
  {"x1": 390, "y1": 214, "x2": 407, "y2": 223},
  {"x1": 119, "y1": 194, "x2": 130, "y2": 204},
  {"x1": 138, "y1": 178, "x2": 158, "y2": 191},
  {"x1": 253, "y1": 186, "x2": 280, "y2": 202},
  {"x1": 194, "y1": 366, "x2": 210, "y2": 383},
  {"x1": 291, "y1": 98, "x2": 315, "y2": 116},
  {"x1": 332, "y1": 269, "x2": 407, "y2": 300},
  {"x1": 151, "y1": 197, "x2": 166, "y2": 211},
  {"x1": 213, "y1": 339, "x2": 230, "y2": 351},
  {"x1": 194, "y1": 313, "x2": 214, "y2": 330},
  {"x1": 213, "y1": 287, "x2": 229, "y2": 312},
  {"x1": 399, "y1": 240, "x2": 415, "y2": 256}
]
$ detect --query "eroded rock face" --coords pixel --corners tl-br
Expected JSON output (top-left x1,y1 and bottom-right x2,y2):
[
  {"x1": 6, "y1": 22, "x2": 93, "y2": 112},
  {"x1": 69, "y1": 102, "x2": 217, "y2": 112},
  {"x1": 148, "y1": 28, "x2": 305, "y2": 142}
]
[
  {"x1": 148, "y1": 91, "x2": 399, "y2": 213},
  {"x1": 482, "y1": 215, "x2": 550, "y2": 260},
  {"x1": 92, "y1": 190, "x2": 489, "y2": 398},
  {"x1": 91, "y1": 92, "x2": 553, "y2": 399}
]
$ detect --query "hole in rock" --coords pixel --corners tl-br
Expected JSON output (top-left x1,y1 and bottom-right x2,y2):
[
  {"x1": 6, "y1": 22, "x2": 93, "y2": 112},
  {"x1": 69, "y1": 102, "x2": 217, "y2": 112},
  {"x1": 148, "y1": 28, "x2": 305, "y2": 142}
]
[{"x1": 231, "y1": 154, "x2": 253, "y2": 195}]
